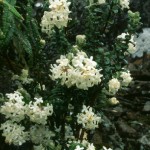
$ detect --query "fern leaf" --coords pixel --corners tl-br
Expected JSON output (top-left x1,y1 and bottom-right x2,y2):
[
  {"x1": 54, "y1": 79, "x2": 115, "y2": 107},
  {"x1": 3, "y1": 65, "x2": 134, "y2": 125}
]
[
  {"x1": 3, "y1": 0, "x2": 23, "y2": 20},
  {"x1": 14, "y1": 29, "x2": 32, "y2": 56},
  {"x1": 0, "y1": 0, "x2": 16, "y2": 47}
]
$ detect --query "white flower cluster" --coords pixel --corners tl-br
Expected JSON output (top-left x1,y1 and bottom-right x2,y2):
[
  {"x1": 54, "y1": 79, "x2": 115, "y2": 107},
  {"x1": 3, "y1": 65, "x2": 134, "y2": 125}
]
[
  {"x1": 41, "y1": 0, "x2": 71, "y2": 35},
  {"x1": 1, "y1": 91, "x2": 26, "y2": 122},
  {"x1": 65, "y1": 124, "x2": 75, "y2": 140},
  {"x1": 102, "y1": 146, "x2": 113, "y2": 150},
  {"x1": 89, "y1": 0, "x2": 105, "y2": 6},
  {"x1": 120, "y1": 71, "x2": 132, "y2": 86},
  {"x1": 75, "y1": 145, "x2": 84, "y2": 150},
  {"x1": 27, "y1": 97, "x2": 53, "y2": 125},
  {"x1": 108, "y1": 70, "x2": 132, "y2": 95},
  {"x1": 0, "y1": 91, "x2": 54, "y2": 146},
  {"x1": 117, "y1": 32, "x2": 137, "y2": 54},
  {"x1": 108, "y1": 78, "x2": 120, "y2": 94},
  {"x1": 1, "y1": 91, "x2": 53, "y2": 125},
  {"x1": 119, "y1": 0, "x2": 130, "y2": 9},
  {"x1": 0, "y1": 121, "x2": 29, "y2": 146},
  {"x1": 98, "y1": 0, "x2": 106, "y2": 4},
  {"x1": 50, "y1": 51, "x2": 103, "y2": 90},
  {"x1": 76, "y1": 35, "x2": 86, "y2": 46},
  {"x1": 69, "y1": 139, "x2": 96, "y2": 150},
  {"x1": 77, "y1": 105, "x2": 101, "y2": 130},
  {"x1": 30, "y1": 125, "x2": 55, "y2": 146},
  {"x1": 108, "y1": 97, "x2": 119, "y2": 105},
  {"x1": 34, "y1": 144, "x2": 45, "y2": 150},
  {"x1": 87, "y1": 143, "x2": 96, "y2": 150},
  {"x1": 12, "y1": 69, "x2": 33, "y2": 85}
]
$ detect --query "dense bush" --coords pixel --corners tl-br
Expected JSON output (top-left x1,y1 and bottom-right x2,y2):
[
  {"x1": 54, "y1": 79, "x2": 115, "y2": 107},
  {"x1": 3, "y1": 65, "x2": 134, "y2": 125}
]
[{"x1": 0, "y1": 0, "x2": 141, "y2": 150}]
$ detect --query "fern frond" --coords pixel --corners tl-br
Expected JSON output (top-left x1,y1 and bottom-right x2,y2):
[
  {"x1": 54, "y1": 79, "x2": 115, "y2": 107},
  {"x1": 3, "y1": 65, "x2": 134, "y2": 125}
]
[
  {"x1": 3, "y1": 0, "x2": 23, "y2": 20},
  {"x1": 14, "y1": 29, "x2": 32, "y2": 56},
  {"x1": 0, "y1": 0, "x2": 16, "y2": 48}
]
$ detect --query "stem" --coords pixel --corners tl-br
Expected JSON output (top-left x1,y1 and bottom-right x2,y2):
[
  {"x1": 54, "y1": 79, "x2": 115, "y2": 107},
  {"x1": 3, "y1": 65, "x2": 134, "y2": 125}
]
[
  {"x1": 103, "y1": 1, "x2": 114, "y2": 34},
  {"x1": 79, "y1": 128, "x2": 86, "y2": 141},
  {"x1": 88, "y1": 85, "x2": 103, "y2": 107}
]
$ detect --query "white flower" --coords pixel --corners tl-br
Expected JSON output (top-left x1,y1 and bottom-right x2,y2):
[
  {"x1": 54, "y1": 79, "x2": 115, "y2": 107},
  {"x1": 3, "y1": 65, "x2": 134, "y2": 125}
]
[
  {"x1": 6, "y1": 91, "x2": 23, "y2": 102},
  {"x1": 98, "y1": 0, "x2": 106, "y2": 4},
  {"x1": 68, "y1": 139, "x2": 95, "y2": 150},
  {"x1": 0, "y1": 121, "x2": 29, "y2": 146},
  {"x1": 89, "y1": 0, "x2": 105, "y2": 5},
  {"x1": 30, "y1": 125, "x2": 55, "y2": 146},
  {"x1": 108, "y1": 97, "x2": 119, "y2": 105},
  {"x1": 76, "y1": 35, "x2": 86, "y2": 46},
  {"x1": 50, "y1": 50, "x2": 103, "y2": 90},
  {"x1": 108, "y1": 78, "x2": 120, "y2": 94},
  {"x1": 40, "y1": 39, "x2": 46, "y2": 45},
  {"x1": 12, "y1": 69, "x2": 33, "y2": 84},
  {"x1": 1, "y1": 91, "x2": 26, "y2": 122},
  {"x1": 117, "y1": 32, "x2": 136, "y2": 54},
  {"x1": 75, "y1": 145, "x2": 84, "y2": 150},
  {"x1": 119, "y1": 0, "x2": 130, "y2": 9},
  {"x1": 65, "y1": 124, "x2": 75, "y2": 140},
  {"x1": 128, "y1": 36, "x2": 136, "y2": 54},
  {"x1": 87, "y1": 143, "x2": 95, "y2": 150},
  {"x1": 34, "y1": 144, "x2": 45, "y2": 150},
  {"x1": 41, "y1": 0, "x2": 71, "y2": 35},
  {"x1": 27, "y1": 97, "x2": 53, "y2": 125},
  {"x1": 120, "y1": 71, "x2": 132, "y2": 86},
  {"x1": 56, "y1": 55, "x2": 70, "y2": 66},
  {"x1": 77, "y1": 105, "x2": 101, "y2": 130},
  {"x1": 102, "y1": 146, "x2": 113, "y2": 150}
]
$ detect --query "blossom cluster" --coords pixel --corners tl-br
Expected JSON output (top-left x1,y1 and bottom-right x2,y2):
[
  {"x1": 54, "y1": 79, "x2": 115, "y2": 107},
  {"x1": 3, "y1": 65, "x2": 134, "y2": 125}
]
[
  {"x1": 34, "y1": 144, "x2": 46, "y2": 150},
  {"x1": 65, "y1": 124, "x2": 75, "y2": 140},
  {"x1": 120, "y1": 71, "x2": 132, "y2": 86},
  {"x1": 30, "y1": 125, "x2": 55, "y2": 146},
  {"x1": 27, "y1": 97, "x2": 53, "y2": 125},
  {"x1": 12, "y1": 69, "x2": 33, "y2": 85},
  {"x1": 117, "y1": 32, "x2": 137, "y2": 54},
  {"x1": 0, "y1": 121, "x2": 29, "y2": 146},
  {"x1": 1, "y1": 91, "x2": 26, "y2": 122},
  {"x1": 41, "y1": 0, "x2": 71, "y2": 35},
  {"x1": 0, "y1": 91, "x2": 53, "y2": 146},
  {"x1": 89, "y1": 0, "x2": 106, "y2": 5},
  {"x1": 102, "y1": 146, "x2": 113, "y2": 150},
  {"x1": 1, "y1": 91, "x2": 53, "y2": 125},
  {"x1": 108, "y1": 97, "x2": 119, "y2": 105},
  {"x1": 50, "y1": 50, "x2": 103, "y2": 90},
  {"x1": 108, "y1": 78, "x2": 121, "y2": 94},
  {"x1": 108, "y1": 70, "x2": 132, "y2": 95},
  {"x1": 77, "y1": 105, "x2": 101, "y2": 130},
  {"x1": 69, "y1": 139, "x2": 96, "y2": 150},
  {"x1": 119, "y1": 0, "x2": 130, "y2": 9}
]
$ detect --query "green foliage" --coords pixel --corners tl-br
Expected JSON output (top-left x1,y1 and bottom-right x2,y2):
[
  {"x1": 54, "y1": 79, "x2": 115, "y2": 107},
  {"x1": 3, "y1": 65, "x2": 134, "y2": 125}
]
[
  {"x1": 82, "y1": 1, "x2": 129, "y2": 84},
  {"x1": 127, "y1": 10, "x2": 142, "y2": 33},
  {"x1": 0, "y1": 0, "x2": 16, "y2": 48},
  {"x1": 2, "y1": 0, "x2": 23, "y2": 20}
]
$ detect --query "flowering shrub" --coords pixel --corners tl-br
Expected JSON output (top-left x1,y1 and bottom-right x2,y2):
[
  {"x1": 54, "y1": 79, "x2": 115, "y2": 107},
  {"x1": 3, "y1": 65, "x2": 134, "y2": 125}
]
[{"x1": 0, "y1": 0, "x2": 141, "y2": 149}]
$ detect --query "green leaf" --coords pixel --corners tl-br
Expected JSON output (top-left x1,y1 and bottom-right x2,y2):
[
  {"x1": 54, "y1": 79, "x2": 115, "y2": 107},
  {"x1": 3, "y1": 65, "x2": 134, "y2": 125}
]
[{"x1": 2, "y1": 0, "x2": 23, "y2": 20}]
